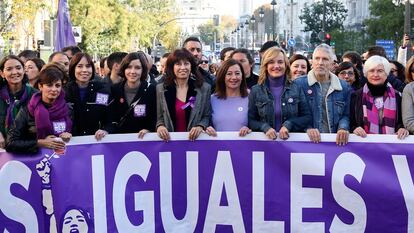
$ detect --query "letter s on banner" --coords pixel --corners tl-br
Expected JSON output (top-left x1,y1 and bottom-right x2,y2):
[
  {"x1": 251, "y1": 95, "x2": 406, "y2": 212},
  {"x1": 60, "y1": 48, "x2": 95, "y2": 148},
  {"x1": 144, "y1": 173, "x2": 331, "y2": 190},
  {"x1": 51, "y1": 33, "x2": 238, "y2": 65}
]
[
  {"x1": 330, "y1": 152, "x2": 367, "y2": 232},
  {"x1": 0, "y1": 161, "x2": 38, "y2": 233},
  {"x1": 113, "y1": 151, "x2": 154, "y2": 233}
]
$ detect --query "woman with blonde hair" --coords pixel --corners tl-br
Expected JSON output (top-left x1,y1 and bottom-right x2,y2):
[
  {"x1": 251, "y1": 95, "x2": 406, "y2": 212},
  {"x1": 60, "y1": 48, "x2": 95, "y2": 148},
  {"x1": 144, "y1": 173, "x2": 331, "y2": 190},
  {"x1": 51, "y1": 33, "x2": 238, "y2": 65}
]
[
  {"x1": 402, "y1": 57, "x2": 414, "y2": 133},
  {"x1": 248, "y1": 47, "x2": 311, "y2": 140}
]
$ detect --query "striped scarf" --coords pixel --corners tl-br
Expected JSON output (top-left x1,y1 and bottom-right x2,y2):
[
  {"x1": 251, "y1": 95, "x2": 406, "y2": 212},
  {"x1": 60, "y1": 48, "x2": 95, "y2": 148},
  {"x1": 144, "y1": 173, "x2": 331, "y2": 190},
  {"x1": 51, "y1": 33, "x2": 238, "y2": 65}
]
[{"x1": 362, "y1": 83, "x2": 396, "y2": 134}]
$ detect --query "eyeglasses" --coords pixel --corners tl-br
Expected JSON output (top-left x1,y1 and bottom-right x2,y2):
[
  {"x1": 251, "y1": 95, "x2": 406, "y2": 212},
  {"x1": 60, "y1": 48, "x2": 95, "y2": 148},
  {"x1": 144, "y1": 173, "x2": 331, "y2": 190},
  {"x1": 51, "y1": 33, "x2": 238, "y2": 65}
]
[
  {"x1": 200, "y1": 60, "x2": 209, "y2": 64},
  {"x1": 339, "y1": 70, "x2": 354, "y2": 76}
]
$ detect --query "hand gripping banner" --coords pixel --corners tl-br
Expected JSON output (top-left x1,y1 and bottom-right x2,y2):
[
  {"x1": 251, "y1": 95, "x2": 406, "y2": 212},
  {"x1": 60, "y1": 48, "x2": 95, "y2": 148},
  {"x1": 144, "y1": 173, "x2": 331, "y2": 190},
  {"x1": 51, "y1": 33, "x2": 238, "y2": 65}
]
[{"x1": 0, "y1": 133, "x2": 413, "y2": 233}]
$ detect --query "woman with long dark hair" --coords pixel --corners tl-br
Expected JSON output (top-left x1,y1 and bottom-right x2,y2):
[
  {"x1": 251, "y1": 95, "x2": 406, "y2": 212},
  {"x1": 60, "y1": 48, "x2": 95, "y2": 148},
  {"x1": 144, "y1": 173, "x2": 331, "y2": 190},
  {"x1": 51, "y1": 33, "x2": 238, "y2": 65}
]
[
  {"x1": 156, "y1": 48, "x2": 211, "y2": 141},
  {"x1": 0, "y1": 55, "x2": 37, "y2": 148}
]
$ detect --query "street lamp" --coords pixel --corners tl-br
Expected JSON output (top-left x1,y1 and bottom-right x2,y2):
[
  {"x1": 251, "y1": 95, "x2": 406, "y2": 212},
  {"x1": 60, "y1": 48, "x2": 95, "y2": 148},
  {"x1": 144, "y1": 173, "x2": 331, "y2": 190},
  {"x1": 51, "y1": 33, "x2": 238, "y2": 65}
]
[
  {"x1": 236, "y1": 26, "x2": 240, "y2": 48},
  {"x1": 245, "y1": 19, "x2": 249, "y2": 49},
  {"x1": 259, "y1": 8, "x2": 265, "y2": 47},
  {"x1": 251, "y1": 15, "x2": 256, "y2": 50},
  {"x1": 240, "y1": 23, "x2": 244, "y2": 48},
  {"x1": 270, "y1": 0, "x2": 277, "y2": 41}
]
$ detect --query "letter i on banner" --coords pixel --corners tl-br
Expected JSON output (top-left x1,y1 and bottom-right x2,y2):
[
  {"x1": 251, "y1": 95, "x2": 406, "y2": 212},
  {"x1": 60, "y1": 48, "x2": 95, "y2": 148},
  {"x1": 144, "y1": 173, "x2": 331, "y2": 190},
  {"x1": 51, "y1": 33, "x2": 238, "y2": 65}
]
[{"x1": 92, "y1": 155, "x2": 107, "y2": 233}]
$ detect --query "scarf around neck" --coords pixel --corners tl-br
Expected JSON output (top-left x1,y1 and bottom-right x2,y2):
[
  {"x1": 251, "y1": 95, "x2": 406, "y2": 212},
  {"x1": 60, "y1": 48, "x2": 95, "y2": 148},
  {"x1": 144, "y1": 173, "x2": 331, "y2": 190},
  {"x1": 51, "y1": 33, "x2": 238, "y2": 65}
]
[
  {"x1": 28, "y1": 91, "x2": 72, "y2": 139},
  {"x1": 362, "y1": 82, "x2": 396, "y2": 134}
]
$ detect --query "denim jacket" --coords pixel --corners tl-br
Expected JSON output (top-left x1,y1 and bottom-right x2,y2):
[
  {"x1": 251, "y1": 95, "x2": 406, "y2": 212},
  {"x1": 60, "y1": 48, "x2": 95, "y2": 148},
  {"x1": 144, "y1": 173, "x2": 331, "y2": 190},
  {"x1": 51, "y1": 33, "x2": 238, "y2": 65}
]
[
  {"x1": 295, "y1": 70, "x2": 351, "y2": 133},
  {"x1": 248, "y1": 77, "x2": 312, "y2": 133}
]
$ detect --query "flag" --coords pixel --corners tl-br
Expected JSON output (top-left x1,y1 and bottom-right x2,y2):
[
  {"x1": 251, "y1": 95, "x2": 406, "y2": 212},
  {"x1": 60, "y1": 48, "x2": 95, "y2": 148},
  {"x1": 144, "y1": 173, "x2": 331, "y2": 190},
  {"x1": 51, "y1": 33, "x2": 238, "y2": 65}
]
[{"x1": 54, "y1": 0, "x2": 76, "y2": 52}]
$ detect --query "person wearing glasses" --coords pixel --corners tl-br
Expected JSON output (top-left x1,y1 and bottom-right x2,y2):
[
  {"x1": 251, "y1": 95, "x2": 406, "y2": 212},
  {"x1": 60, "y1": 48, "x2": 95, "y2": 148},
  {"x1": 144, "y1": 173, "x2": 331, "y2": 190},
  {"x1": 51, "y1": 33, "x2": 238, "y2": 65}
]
[
  {"x1": 199, "y1": 55, "x2": 209, "y2": 72},
  {"x1": 335, "y1": 61, "x2": 363, "y2": 92},
  {"x1": 402, "y1": 57, "x2": 414, "y2": 134},
  {"x1": 389, "y1": 60, "x2": 406, "y2": 83}
]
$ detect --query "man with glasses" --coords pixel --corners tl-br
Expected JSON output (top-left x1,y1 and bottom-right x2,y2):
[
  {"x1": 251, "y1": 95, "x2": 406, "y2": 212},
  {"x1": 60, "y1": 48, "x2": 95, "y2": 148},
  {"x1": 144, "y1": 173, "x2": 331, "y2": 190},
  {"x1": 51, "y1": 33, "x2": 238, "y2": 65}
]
[{"x1": 182, "y1": 37, "x2": 215, "y2": 91}]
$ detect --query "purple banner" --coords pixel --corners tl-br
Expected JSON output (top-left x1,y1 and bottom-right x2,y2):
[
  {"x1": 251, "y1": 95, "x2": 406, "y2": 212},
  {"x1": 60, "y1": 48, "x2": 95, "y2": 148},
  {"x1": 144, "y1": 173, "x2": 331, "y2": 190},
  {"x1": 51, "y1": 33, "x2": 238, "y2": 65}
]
[
  {"x1": 54, "y1": 0, "x2": 76, "y2": 52},
  {"x1": 0, "y1": 133, "x2": 414, "y2": 233}
]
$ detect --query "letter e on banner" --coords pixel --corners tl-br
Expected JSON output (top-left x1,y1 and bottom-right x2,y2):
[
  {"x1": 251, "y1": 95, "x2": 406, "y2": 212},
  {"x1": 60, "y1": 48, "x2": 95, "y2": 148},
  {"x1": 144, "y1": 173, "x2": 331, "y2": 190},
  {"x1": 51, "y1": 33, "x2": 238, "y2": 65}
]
[{"x1": 291, "y1": 153, "x2": 325, "y2": 233}]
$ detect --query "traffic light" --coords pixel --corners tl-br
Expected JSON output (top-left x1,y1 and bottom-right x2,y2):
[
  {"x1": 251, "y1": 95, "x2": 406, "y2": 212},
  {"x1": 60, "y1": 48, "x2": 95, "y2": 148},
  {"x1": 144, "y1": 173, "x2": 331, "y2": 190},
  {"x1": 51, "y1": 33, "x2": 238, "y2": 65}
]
[{"x1": 325, "y1": 33, "x2": 331, "y2": 45}]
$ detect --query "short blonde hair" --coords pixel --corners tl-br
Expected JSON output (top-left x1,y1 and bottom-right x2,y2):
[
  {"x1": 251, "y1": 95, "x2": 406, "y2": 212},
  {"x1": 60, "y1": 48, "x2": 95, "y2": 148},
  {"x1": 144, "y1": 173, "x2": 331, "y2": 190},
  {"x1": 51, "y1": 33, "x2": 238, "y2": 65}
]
[
  {"x1": 363, "y1": 55, "x2": 391, "y2": 77},
  {"x1": 258, "y1": 47, "x2": 290, "y2": 85}
]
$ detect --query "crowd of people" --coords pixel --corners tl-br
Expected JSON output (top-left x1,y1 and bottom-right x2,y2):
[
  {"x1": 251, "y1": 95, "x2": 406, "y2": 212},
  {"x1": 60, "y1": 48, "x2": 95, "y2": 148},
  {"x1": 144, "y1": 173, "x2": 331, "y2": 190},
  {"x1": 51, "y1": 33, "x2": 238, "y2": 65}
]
[{"x1": 1, "y1": 34, "x2": 413, "y2": 154}]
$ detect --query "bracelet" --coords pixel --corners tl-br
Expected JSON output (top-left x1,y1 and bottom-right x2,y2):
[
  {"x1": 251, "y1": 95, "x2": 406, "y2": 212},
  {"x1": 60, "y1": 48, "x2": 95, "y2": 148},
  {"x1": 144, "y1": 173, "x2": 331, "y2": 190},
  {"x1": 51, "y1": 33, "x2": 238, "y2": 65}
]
[{"x1": 42, "y1": 183, "x2": 52, "y2": 190}]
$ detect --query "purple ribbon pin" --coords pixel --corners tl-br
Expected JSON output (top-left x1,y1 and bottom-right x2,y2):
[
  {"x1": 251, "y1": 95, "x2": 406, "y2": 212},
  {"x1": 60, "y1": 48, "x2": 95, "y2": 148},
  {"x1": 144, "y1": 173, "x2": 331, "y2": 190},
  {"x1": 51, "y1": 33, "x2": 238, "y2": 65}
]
[{"x1": 181, "y1": 96, "x2": 196, "y2": 109}]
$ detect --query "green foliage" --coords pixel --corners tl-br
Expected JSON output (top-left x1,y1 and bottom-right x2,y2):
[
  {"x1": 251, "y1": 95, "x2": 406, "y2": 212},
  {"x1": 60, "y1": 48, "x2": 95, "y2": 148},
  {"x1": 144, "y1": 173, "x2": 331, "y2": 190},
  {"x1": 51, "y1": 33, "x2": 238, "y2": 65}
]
[
  {"x1": 329, "y1": 29, "x2": 367, "y2": 55},
  {"x1": 299, "y1": 0, "x2": 347, "y2": 35},
  {"x1": 364, "y1": 0, "x2": 404, "y2": 46},
  {"x1": 69, "y1": 0, "x2": 180, "y2": 56},
  {"x1": 197, "y1": 21, "x2": 219, "y2": 45}
]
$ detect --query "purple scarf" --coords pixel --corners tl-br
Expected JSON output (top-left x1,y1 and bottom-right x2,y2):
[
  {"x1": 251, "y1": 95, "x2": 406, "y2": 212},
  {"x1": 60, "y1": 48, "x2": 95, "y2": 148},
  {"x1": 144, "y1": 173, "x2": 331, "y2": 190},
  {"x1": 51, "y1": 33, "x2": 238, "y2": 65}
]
[
  {"x1": 0, "y1": 84, "x2": 31, "y2": 131},
  {"x1": 28, "y1": 91, "x2": 72, "y2": 139},
  {"x1": 362, "y1": 83, "x2": 397, "y2": 134}
]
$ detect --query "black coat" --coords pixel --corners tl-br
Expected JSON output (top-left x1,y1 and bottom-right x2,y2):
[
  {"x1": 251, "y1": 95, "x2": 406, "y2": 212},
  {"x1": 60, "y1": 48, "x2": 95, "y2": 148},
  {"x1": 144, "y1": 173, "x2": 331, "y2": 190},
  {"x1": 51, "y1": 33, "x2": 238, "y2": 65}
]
[
  {"x1": 6, "y1": 106, "x2": 38, "y2": 154},
  {"x1": 64, "y1": 80, "x2": 111, "y2": 136},
  {"x1": 106, "y1": 80, "x2": 156, "y2": 133},
  {"x1": 350, "y1": 88, "x2": 404, "y2": 132}
]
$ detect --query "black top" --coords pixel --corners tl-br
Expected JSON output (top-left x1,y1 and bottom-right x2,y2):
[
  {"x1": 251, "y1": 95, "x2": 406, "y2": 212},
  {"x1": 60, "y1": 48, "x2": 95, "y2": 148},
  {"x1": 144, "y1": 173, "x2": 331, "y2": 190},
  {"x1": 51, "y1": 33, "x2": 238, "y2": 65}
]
[
  {"x1": 64, "y1": 80, "x2": 111, "y2": 136},
  {"x1": 107, "y1": 80, "x2": 156, "y2": 133}
]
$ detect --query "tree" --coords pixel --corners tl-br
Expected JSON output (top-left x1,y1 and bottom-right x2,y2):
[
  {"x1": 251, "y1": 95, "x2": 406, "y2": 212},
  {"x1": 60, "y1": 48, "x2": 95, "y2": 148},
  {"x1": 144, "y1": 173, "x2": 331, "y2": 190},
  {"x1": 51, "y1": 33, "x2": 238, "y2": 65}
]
[
  {"x1": 364, "y1": 0, "x2": 404, "y2": 46},
  {"x1": 299, "y1": 0, "x2": 347, "y2": 35},
  {"x1": 69, "y1": 0, "x2": 180, "y2": 56},
  {"x1": 0, "y1": 0, "x2": 48, "y2": 50},
  {"x1": 197, "y1": 22, "x2": 218, "y2": 46}
]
